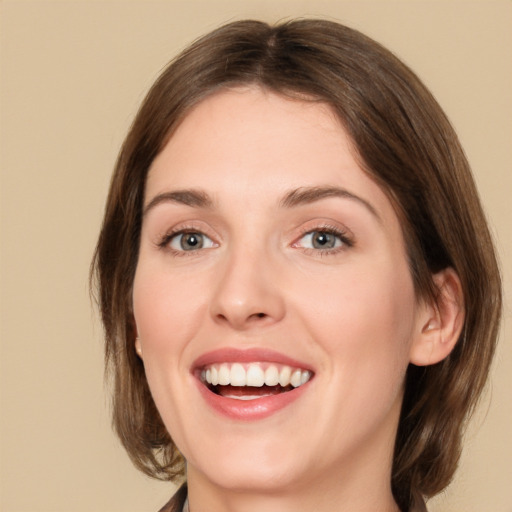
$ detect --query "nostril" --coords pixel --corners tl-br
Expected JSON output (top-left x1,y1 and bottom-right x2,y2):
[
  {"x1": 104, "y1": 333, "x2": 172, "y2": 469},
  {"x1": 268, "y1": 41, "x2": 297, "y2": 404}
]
[{"x1": 247, "y1": 312, "x2": 267, "y2": 321}]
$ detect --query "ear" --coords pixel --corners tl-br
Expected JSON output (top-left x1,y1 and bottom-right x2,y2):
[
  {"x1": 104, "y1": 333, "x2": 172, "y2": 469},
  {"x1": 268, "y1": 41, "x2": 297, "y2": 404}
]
[
  {"x1": 409, "y1": 268, "x2": 465, "y2": 366},
  {"x1": 135, "y1": 336, "x2": 143, "y2": 359},
  {"x1": 134, "y1": 324, "x2": 143, "y2": 359}
]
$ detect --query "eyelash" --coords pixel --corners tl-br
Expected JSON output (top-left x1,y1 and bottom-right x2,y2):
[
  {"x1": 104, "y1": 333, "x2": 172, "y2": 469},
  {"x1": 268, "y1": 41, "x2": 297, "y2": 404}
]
[
  {"x1": 157, "y1": 226, "x2": 216, "y2": 257},
  {"x1": 293, "y1": 224, "x2": 354, "y2": 256},
  {"x1": 156, "y1": 224, "x2": 354, "y2": 257}
]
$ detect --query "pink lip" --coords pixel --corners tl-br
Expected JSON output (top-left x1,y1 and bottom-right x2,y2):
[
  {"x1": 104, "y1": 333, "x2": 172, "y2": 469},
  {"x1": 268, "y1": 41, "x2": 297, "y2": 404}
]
[
  {"x1": 195, "y1": 378, "x2": 310, "y2": 421},
  {"x1": 192, "y1": 347, "x2": 313, "y2": 370},
  {"x1": 192, "y1": 348, "x2": 314, "y2": 421}
]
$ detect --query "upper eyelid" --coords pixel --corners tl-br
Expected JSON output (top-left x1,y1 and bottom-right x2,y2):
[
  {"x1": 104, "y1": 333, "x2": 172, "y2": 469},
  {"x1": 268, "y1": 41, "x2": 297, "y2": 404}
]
[
  {"x1": 298, "y1": 223, "x2": 347, "y2": 235},
  {"x1": 294, "y1": 219, "x2": 354, "y2": 239},
  {"x1": 156, "y1": 219, "x2": 217, "y2": 237},
  {"x1": 294, "y1": 228, "x2": 353, "y2": 247}
]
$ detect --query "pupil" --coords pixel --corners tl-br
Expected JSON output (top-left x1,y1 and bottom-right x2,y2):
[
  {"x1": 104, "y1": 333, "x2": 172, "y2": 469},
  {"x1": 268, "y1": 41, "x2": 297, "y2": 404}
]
[
  {"x1": 313, "y1": 232, "x2": 334, "y2": 249},
  {"x1": 181, "y1": 233, "x2": 203, "y2": 250}
]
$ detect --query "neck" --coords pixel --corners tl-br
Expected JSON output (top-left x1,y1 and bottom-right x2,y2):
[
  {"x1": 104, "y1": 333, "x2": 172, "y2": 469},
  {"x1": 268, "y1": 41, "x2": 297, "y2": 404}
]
[{"x1": 187, "y1": 474, "x2": 400, "y2": 512}]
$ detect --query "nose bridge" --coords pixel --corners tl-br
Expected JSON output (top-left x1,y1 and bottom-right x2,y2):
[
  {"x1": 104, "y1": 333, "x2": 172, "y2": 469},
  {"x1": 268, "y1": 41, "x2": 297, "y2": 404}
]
[{"x1": 210, "y1": 237, "x2": 285, "y2": 329}]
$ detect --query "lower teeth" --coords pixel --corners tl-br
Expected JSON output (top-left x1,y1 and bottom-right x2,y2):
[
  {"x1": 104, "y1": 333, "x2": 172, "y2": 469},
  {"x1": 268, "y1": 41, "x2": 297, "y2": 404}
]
[
  {"x1": 211, "y1": 384, "x2": 292, "y2": 399},
  {"x1": 224, "y1": 393, "x2": 271, "y2": 401}
]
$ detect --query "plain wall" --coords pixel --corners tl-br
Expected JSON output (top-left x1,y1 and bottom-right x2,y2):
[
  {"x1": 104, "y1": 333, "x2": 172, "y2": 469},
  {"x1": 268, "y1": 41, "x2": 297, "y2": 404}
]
[{"x1": 1, "y1": 1, "x2": 511, "y2": 511}]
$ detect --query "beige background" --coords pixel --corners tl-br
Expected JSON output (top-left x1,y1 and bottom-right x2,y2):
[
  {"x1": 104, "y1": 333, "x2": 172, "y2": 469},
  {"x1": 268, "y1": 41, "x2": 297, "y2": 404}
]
[{"x1": 1, "y1": 1, "x2": 510, "y2": 511}]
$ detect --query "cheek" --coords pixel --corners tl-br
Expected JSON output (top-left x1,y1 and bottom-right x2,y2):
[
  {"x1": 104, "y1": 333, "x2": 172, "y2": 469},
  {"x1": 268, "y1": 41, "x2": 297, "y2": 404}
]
[
  {"x1": 293, "y1": 258, "x2": 416, "y2": 377},
  {"x1": 132, "y1": 264, "x2": 208, "y2": 354},
  {"x1": 131, "y1": 265, "x2": 203, "y2": 441}
]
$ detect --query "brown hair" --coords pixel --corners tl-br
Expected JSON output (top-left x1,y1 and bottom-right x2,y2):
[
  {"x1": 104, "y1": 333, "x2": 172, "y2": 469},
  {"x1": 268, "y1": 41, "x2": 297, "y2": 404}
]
[{"x1": 91, "y1": 19, "x2": 502, "y2": 511}]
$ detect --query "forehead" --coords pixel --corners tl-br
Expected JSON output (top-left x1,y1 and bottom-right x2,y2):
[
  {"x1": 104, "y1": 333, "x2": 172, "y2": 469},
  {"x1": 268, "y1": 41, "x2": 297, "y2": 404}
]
[{"x1": 145, "y1": 86, "x2": 392, "y2": 218}]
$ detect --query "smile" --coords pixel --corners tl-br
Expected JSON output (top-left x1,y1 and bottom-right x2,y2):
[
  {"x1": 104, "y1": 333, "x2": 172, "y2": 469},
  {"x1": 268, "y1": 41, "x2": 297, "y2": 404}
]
[
  {"x1": 193, "y1": 349, "x2": 314, "y2": 420},
  {"x1": 200, "y1": 362, "x2": 312, "y2": 400}
]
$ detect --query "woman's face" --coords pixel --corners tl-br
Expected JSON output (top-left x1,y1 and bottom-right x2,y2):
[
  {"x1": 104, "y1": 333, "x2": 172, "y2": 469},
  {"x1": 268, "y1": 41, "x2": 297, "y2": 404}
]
[{"x1": 133, "y1": 87, "x2": 426, "y2": 493}]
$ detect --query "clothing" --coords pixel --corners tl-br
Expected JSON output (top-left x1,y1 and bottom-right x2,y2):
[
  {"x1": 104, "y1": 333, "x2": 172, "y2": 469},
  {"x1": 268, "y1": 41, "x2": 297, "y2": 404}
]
[{"x1": 158, "y1": 484, "x2": 428, "y2": 512}]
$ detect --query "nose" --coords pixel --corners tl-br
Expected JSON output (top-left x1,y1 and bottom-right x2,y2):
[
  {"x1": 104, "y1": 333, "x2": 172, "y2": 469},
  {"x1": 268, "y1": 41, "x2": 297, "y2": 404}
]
[{"x1": 210, "y1": 245, "x2": 286, "y2": 330}]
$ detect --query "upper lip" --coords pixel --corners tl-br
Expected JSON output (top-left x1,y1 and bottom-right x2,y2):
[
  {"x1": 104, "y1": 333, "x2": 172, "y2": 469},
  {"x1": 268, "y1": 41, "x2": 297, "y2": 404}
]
[{"x1": 192, "y1": 347, "x2": 314, "y2": 373}]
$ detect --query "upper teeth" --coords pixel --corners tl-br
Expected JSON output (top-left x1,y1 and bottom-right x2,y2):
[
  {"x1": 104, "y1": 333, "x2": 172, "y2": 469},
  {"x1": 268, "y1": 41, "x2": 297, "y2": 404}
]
[{"x1": 201, "y1": 363, "x2": 311, "y2": 388}]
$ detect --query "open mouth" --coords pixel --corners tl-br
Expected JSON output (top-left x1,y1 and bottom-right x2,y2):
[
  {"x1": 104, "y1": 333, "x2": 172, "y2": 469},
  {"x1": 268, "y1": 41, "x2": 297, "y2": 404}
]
[{"x1": 199, "y1": 362, "x2": 312, "y2": 401}]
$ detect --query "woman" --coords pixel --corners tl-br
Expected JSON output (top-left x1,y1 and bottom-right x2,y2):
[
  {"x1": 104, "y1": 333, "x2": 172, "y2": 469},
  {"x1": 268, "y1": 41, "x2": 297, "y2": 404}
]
[{"x1": 92, "y1": 19, "x2": 502, "y2": 512}]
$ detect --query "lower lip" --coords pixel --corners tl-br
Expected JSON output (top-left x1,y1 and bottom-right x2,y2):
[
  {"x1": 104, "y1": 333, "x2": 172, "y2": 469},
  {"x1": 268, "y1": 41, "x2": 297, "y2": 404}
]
[{"x1": 195, "y1": 380, "x2": 310, "y2": 421}]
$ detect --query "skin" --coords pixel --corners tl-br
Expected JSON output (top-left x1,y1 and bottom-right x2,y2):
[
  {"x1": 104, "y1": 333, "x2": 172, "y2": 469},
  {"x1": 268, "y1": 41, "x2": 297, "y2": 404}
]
[{"x1": 133, "y1": 87, "x2": 461, "y2": 512}]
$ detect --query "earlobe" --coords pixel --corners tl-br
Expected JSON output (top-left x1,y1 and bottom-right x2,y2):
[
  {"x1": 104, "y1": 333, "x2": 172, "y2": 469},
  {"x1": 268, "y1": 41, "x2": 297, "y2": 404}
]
[
  {"x1": 135, "y1": 336, "x2": 143, "y2": 359},
  {"x1": 410, "y1": 268, "x2": 465, "y2": 366}
]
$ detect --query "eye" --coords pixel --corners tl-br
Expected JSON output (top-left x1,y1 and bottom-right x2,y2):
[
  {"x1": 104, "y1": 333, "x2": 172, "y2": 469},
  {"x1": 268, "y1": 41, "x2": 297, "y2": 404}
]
[
  {"x1": 300, "y1": 231, "x2": 342, "y2": 249},
  {"x1": 295, "y1": 229, "x2": 350, "y2": 251},
  {"x1": 168, "y1": 231, "x2": 216, "y2": 251}
]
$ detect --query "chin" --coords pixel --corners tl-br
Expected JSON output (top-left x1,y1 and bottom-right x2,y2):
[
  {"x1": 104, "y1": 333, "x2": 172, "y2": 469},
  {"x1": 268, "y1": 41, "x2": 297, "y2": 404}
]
[
  {"x1": 186, "y1": 437, "x2": 309, "y2": 493},
  {"x1": 199, "y1": 462, "x2": 302, "y2": 493}
]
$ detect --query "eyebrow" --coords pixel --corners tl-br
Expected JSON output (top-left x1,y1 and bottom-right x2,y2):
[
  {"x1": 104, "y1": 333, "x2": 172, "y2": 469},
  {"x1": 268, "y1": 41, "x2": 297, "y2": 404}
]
[
  {"x1": 143, "y1": 189, "x2": 213, "y2": 216},
  {"x1": 143, "y1": 185, "x2": 380, "y2": 221},
  {"x1": 280, "y1": 186, "x2": 380, "y2": 221}
]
